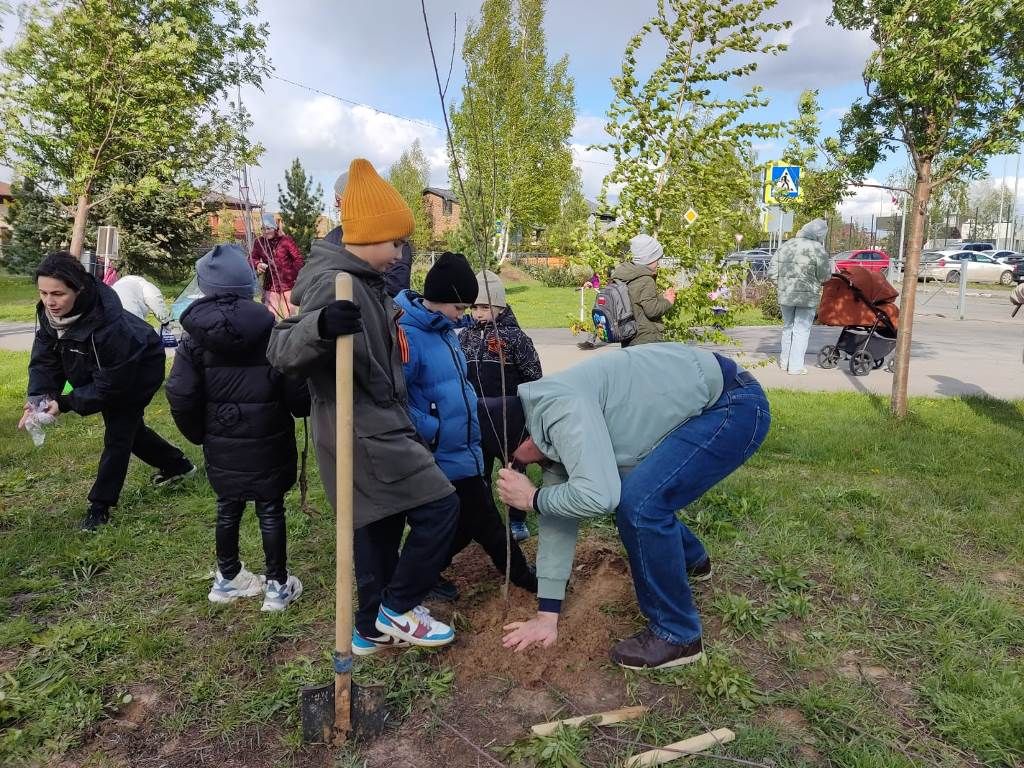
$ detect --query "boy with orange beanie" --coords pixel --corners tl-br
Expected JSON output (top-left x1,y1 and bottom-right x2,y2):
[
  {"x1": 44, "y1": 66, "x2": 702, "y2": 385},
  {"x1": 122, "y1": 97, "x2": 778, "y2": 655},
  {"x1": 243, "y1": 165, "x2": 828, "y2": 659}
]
[{"x1": 267, "y1": 159, "x2": 460, "y2": 653}]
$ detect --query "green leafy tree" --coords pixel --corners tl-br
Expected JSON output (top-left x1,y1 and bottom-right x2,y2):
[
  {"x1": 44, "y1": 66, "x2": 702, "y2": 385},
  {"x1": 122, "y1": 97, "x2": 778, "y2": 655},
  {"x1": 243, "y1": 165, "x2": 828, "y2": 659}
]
[
  {"x1": 277, "y1": 158, "x2": 324, "y2": 255},
  {"x1": 778, "y1": 90, "x2": 850, "y2": 227},
  {"x1": 93, "y1": 180, "x2": 209, "y2": 283},
  {"x1": 3, "y1": 178, "x2": 68, "y2": 274},
  {"x1": 451, "y1": 0, "x2": 577, "y2": 264},
  {"x1": 0, "y1": 0, "x2": 268, "y2": 259},
  {"x1": 583, "y1": 0, "x2": 788, "y2": 341},
  {"x1": 387, "y1": 141, "x2": 432, "y2": 251},
  {"x1": 833, "y1": 0, "x2": 1024, "y2": 417},
  {"x1": 543, "y1": 171, "x2": 589, "y2": 258}
]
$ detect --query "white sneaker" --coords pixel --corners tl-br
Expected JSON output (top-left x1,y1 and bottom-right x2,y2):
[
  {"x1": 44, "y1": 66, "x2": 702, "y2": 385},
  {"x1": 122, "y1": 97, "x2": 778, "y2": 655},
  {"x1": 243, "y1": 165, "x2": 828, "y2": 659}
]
[
  {"x1": 261, "y1": 574, "x2": 303, "y2": 612},
  {"x1": 208, "y1": 566, "x2": 264, "y2": 604},
  {"x1": 375, "y1": 604, "x2": 455, "y2": 647},
  {"x1": 787, "y1": 368, "x2": 808, "y2": 376}
]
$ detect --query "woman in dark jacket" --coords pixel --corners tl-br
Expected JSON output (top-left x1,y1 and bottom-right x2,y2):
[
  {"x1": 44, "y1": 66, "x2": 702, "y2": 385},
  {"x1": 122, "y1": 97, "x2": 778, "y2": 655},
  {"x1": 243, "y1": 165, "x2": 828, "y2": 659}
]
[
  {"x1": 165, "y1": 245, "x2": 310, "y2": 611},
  {"x1": 21, "y1": 252, "x2": 194, "y2": 531}
]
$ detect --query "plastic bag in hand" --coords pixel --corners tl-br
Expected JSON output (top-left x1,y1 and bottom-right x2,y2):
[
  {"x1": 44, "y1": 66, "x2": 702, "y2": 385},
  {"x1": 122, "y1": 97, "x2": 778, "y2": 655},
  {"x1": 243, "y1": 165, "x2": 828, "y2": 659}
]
[
  {"x1": 23, "y1": 396, "x2": 56, "y2": 447},
  {"x1": 160, "y1": 323, "x2": 178, "y2": 349}
]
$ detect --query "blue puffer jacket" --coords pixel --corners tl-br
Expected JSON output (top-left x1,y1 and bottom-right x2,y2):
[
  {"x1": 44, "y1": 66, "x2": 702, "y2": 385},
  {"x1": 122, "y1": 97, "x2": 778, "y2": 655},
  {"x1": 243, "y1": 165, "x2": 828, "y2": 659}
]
[{"x1": 395, "y1": 290, "x2": 484, "y2": 481}]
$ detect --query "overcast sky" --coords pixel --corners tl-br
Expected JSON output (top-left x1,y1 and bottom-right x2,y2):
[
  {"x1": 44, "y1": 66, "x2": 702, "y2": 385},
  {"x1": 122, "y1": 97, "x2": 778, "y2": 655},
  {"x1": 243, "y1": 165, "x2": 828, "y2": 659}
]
[{"x1": 2, "y1": 0, "x2": 1021, "y2": 224}]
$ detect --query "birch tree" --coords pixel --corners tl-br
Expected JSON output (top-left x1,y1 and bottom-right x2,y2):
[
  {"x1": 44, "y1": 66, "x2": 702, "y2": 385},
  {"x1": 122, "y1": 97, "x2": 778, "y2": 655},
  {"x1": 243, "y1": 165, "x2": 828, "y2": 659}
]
[{"x1": 450, "y1": 0, "x2": 576, "y2": 264}]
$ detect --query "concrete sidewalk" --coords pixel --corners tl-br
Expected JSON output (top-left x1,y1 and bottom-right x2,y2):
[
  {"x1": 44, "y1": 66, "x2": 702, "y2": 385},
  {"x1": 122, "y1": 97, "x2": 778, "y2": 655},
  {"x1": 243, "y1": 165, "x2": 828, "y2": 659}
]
[{"x1": 3, "y1": 285, "x2": 1022, "y2": 399}]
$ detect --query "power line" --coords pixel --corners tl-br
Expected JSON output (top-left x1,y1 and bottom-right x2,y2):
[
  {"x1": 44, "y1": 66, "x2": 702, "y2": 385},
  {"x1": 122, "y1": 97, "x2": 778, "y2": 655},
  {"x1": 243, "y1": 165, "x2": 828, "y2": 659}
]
[{"x1": 269, "y1": 74, "x2": 441, "y2": 132}]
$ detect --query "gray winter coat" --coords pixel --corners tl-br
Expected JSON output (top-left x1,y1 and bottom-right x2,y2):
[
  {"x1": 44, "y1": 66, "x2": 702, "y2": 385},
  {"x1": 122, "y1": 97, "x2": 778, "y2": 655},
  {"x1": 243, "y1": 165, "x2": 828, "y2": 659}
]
[
  {"x1": 265, "y1": 239, "x2": 453, "y2": 528},
  {"x1": 610, "y1": 262, "x2": 673, "y2": 345},
  {"x1": 768, "y1": 219, "x2": 832, "y2": 308}
]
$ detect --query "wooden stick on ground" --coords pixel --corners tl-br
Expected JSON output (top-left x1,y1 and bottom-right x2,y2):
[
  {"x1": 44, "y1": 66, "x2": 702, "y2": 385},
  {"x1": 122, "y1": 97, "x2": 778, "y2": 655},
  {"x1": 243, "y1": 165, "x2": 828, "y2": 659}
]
[
  {"x1": 531, "y1": 706, "x2": 649, "y2": 737},
  {"x1": 625, "y1": 728, "x2": 736, "y2": 767}
]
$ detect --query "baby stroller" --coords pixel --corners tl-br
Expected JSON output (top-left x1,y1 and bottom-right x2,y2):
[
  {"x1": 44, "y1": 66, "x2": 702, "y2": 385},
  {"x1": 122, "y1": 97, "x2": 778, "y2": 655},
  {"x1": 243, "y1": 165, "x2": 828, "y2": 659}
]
[{"x1": 816, "y1": 266, "x2": 900, "y2": 376}]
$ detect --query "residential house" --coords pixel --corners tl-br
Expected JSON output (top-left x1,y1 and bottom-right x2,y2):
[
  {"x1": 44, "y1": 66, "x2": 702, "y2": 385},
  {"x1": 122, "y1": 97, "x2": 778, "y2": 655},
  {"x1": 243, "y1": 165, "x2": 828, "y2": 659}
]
[
  {"x1": 203, "y1": 191, "x2": 264, "y2": 240},
  {"x1": 423, "y1": 187, "x2": 461, "y2": 241}
]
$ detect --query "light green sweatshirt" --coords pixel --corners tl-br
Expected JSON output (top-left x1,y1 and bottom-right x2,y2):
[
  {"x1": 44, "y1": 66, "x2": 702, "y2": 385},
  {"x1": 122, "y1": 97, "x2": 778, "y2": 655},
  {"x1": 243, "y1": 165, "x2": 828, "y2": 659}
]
[{"x1": 517, "y1": 343, "x2": 725, "y2": 601}]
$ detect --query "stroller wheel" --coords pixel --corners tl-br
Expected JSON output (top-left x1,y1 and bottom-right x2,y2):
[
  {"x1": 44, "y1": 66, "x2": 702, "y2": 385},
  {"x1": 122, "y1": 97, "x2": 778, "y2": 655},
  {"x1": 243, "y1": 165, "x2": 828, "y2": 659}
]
[
  {"x1": 850, "y1": 351, "x2": 873, "y2": 377},
  {"x1": 817, "y1": 344, "x2": 840, "y2": 369}
]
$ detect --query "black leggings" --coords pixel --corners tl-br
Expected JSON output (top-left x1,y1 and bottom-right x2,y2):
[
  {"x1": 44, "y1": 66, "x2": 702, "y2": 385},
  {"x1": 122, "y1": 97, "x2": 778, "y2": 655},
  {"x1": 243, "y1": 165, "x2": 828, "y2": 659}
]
[{"x1": 216, "y1": 498, "x2": 288, "y2": 584}]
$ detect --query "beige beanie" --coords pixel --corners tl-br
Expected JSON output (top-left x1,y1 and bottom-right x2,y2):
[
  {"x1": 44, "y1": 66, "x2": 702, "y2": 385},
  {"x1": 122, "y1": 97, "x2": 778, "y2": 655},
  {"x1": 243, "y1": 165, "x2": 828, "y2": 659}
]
[{"x1": 476, "y1": 269, "x2": 506, "y2": 308}]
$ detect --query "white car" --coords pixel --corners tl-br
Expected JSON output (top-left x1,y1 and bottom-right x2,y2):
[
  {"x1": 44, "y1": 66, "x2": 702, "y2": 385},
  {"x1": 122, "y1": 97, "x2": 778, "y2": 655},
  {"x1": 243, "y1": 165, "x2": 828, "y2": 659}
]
[{"x1": 918, "y1": 250, "x2": 1016, "y2": 285}]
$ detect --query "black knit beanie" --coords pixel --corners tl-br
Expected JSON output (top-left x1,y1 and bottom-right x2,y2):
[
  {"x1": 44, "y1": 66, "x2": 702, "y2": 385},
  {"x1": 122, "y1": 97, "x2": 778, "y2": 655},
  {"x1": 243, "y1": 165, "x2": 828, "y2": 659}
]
[
  {"x1": 477, "y1": 395, "x2": 528, "y2": 462},
  {"x1": 423, "y1": 251, "x2": 479, "y2": 304}
]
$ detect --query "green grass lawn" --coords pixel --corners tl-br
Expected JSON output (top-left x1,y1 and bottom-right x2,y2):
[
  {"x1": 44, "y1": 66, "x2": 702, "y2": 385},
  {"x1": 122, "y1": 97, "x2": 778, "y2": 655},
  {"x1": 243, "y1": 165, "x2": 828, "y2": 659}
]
[
  {"x1": 0, "y1": 347, "x2": 1021, "y2": 766},
  {"x1": 0, "y1": 275, "x2": 39, "y2": 323}
]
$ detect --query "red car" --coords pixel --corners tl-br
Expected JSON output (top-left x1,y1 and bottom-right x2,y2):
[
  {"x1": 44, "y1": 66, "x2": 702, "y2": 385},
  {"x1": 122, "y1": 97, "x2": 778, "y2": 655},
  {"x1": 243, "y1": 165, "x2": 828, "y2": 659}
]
[{"x1": 832, "y1": 249, "x2": 891, "y2": 273}]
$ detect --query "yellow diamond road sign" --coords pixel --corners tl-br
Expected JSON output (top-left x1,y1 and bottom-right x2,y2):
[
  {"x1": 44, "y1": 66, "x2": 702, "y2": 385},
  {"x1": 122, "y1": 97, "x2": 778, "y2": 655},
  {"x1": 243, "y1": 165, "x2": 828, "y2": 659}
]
[{"x1": 683, "y1": 208, "x2": 698, "y2": 226}]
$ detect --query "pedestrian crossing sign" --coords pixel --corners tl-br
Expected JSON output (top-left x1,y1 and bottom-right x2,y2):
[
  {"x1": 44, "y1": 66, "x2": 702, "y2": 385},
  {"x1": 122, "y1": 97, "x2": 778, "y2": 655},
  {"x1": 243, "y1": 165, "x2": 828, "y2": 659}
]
[{"x1": 763, "y1": 163, "x2": 803, "y2": 203}]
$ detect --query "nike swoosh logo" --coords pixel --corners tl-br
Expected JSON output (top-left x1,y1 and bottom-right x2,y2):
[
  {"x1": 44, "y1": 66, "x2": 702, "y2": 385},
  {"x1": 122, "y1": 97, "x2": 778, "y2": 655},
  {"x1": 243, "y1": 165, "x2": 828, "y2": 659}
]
[{"x1": 390, "y1": 618, "x2": 411, "y2": 633}]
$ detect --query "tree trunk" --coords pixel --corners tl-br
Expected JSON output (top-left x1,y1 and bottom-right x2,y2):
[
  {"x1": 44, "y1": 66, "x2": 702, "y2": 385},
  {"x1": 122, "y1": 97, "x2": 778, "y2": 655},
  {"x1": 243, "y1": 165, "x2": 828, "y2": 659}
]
[
  {"x1": 496, "y1": 204, "x2": 512, "y2": 265},
  {"x1": 70, "y1": 193, "x2": 90, "y2": 261},
  {"x1": 890, "y1": 160, "x2": 933, "y2": 418}
]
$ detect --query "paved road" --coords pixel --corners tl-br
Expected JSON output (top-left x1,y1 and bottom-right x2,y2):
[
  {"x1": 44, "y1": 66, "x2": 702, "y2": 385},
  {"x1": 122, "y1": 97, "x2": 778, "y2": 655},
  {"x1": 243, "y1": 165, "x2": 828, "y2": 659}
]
[{"x1": 3, "y1": 284, "x2": 1022, "y2": 398}]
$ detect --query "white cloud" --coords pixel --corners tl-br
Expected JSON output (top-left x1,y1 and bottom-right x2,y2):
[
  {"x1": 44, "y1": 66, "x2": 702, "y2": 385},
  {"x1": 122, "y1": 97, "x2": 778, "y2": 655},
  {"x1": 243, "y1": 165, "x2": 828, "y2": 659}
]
[{"x1": 838, "y1": 179, "x2": 903, "y2": 221}]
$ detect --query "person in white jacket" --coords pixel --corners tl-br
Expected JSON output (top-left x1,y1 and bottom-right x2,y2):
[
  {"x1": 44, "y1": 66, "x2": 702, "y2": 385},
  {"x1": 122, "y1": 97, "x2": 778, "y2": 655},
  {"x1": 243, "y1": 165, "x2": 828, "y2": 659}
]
[{"x1": 111, "y1": 275, "x2": 171, "y2": 324}]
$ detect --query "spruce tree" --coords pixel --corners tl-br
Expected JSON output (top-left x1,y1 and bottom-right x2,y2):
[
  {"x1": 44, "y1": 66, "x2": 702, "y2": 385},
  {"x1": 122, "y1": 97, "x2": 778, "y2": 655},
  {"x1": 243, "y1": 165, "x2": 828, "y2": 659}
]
[{"x1": 277, "y1": 159, "x2": 324, "y2": 254}]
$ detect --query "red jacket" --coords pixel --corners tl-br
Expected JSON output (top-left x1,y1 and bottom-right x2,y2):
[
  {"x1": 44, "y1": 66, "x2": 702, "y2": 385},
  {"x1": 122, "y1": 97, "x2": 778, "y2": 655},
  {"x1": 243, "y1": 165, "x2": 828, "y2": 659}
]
[{"x1": 250, "y1": 234, "x2": 304, "y2": 293}]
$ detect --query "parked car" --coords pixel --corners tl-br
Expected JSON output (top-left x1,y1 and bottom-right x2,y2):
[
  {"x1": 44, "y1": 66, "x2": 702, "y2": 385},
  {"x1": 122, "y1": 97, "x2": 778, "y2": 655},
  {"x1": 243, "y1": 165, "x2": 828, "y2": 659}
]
[
  {"x1": 918, "y1": 250, "x2": 1016, "y2": 284},
  {"x1": 959, "y1": 242, "x2": 994, "y2": 252},
  {"x1": 832, "y1": 249, "x2": 891, "y2": 273},
  {"x1": 990, "y1": 250, "x2": 1023, "y2": 265},
  {"x1": 726, "y1": 250, "x2": 771, "y2": 281},
  {"x1": 1013, "y1": 261, "x2": 1024, "y2": 283}
]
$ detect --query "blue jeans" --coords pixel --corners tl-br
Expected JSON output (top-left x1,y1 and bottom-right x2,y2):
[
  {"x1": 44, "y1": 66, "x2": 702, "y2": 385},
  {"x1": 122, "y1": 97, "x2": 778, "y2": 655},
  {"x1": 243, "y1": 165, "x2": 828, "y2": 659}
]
[
  {"x1": 780, "y1": 305, "x2": 815, "y2": 371},
  {"x1": 615, "y1": 374, "x2": 771, "y2": 645}
]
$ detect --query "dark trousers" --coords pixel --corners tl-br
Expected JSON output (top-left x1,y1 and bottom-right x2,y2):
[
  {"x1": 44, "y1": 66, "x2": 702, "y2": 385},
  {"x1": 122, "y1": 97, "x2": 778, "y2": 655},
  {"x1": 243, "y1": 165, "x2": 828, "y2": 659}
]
[
  {"x1": 448, "y1": 475, "x2": 536, "y2": 590},
  {"x1": 216, "y1": 498, "x2": 288, "y2": 584},
  {"x1": 353, "y1": 492, "x2": 460, "y2": 638},
  {"x1": 481, "y1": 448, "x2": 526, "y2": 524},
  {"x1": 88, "y1": 406, "x2": 190, "y2": 509}
]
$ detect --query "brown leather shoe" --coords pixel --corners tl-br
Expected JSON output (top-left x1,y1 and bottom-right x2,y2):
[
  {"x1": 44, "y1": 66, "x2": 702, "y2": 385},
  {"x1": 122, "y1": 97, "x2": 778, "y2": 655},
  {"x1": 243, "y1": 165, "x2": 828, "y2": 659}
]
[
  {"x1": 687, "y1": 556, "x2": 713, "y2": 582},
  {"x1": 610, "y1": 629, "x2": 705, "y2": 670}
]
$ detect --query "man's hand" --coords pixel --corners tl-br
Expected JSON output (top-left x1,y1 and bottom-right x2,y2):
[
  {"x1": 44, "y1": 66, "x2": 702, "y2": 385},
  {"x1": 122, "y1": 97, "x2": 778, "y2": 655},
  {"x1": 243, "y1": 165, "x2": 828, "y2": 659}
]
[
  {"x1": 502, "y1": 611, "x2": 559, "y2": 652},
  {"x1": 664, "y1": 288, "x2": 677, "y2": 303},
  {"x1": 318, "y1": 300, "x2": 362, "y2": 338},
  {"x1": 497, "y1": 467, "x2": 536, "y2": 511}
]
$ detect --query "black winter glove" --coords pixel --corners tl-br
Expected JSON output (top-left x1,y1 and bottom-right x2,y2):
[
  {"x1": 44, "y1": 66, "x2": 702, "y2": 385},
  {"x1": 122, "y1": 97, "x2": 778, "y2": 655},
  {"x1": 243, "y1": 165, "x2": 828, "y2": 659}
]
[{"x1": 318, "y1": 300, "x2": 362, "y2": 338}]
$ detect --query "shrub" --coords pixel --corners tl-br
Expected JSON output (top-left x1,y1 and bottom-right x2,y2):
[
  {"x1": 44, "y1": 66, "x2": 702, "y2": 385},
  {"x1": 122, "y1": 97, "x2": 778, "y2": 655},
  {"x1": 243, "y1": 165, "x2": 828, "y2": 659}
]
[
  {"x1": 758, "y1": 281, "x2": 782, "y2": 321},
  {"x1": 523, "y1": 263, "x2": 592, "y2": 288}
]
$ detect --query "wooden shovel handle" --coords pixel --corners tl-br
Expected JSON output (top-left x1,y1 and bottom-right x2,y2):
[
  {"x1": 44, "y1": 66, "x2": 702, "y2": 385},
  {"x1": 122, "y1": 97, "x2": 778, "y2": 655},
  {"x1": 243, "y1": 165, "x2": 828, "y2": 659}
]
[{"x1": 334, "y1": 272, "x2": 354, "y2": 741}]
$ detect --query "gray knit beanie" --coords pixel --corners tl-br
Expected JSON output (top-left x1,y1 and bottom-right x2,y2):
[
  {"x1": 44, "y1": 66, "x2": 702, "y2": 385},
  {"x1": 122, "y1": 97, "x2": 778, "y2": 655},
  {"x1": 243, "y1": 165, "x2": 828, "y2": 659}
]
[
  {"x1": 476, "y1": 269, "x2": 506, "y2": 308},
  {"x1": 196, "y1": 244, "x2": 257, "y2": 298},
  {"x1": 630, "y1": 234, "x2": 664, "y2": 266}
]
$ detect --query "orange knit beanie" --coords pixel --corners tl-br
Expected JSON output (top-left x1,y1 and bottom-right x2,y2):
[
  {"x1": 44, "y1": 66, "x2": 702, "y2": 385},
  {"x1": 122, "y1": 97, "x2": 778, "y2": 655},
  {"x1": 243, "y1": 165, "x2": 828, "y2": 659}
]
[{"x1": 340, "y1": 159, "x2": 415, "y2": 245}]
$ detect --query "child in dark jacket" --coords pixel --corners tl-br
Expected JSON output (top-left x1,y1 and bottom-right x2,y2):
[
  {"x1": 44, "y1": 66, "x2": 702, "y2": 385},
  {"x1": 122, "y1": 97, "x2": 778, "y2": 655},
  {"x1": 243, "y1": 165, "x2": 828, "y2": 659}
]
[
  {"x1": 397, "y1": 254, "x2": 537, "y2": 599},
  {"x1": 165, "y1": 245, "x2": 309, "y2": 611},
  {"x1": 459, "y1": 269, "x2": 542, "y2": 542},
  {"x1": 267, "y1": 159, "x2": 459, "y2": 655}
]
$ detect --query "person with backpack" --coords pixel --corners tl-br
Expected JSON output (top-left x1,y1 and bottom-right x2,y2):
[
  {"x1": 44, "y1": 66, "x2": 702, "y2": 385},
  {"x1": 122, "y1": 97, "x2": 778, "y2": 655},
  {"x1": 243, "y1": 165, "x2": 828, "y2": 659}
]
[
  {"x1": 494, "y1": 344, "x2": 770, "y2": 669},
  {"x1": 21, "y1": 252, "x2": 195, "y2": 531},
  {"x1": 165, "y1": 244, "x2": 309, "y2": 611},
  {"x1": 767, "y1": 219, "x2": 831, "y2": 375},
  {"x1": 607, "y1": 234, "x2": 677, "y2": 346},
  {"x1": 459, "y1": 269, "x2": 542, "y2": 542}
]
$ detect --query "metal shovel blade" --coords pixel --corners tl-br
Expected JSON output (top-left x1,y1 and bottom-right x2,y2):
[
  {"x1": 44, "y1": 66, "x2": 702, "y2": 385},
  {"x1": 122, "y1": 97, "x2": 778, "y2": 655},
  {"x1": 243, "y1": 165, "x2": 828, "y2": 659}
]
[{"x1": 299, "y1": 680, "x2": 390, "y2": 744}]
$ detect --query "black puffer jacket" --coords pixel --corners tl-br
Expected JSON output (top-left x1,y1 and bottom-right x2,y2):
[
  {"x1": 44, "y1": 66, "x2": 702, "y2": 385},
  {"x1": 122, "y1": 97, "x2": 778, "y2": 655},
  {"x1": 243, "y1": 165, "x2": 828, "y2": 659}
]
[
  {"x1": 28, "y1": 280, "x2": 165, "y2": 415},
  {"x1": 165, "y1": 295, "x2": 310, "y2": 501},
  {"x1": 458, "y1": 307, "x2": 542, "y2": 398}
]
